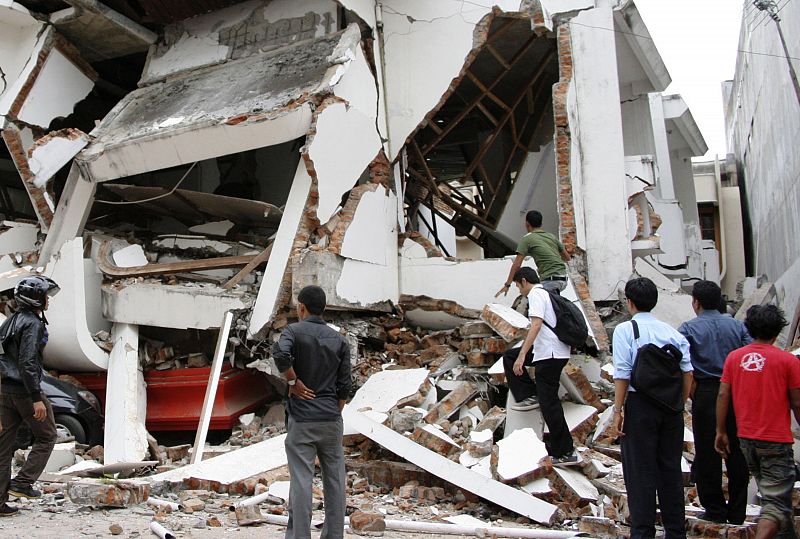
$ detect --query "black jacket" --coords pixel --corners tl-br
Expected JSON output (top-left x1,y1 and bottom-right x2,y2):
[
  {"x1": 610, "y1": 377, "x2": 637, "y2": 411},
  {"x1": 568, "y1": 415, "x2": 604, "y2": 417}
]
[
  {"x1": 272, "y1": 315, "x2": 351, "y2": 422},
  {"x1": 0, "y1": 309, "x2": 47, "y2": 401}
]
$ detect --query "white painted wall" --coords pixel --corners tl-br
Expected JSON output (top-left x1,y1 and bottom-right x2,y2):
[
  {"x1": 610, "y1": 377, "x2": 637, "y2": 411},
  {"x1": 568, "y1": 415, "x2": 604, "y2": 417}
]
[
  {"x1": 17, "y1": 49, "x2": 94, "y2": 130},
  {"x1": 727, "y1": 1, "x2": 800, "y2": 322},
  {"x1": 379, "y1": 0, "x2": 519, "y2": 160},
  {"x1": 0, "y1": 3, "x2": 41, "y2": 110},
  {"x1": 569, "y1": 6, "x2": 632, "y2": 300},
  {"x1": 496, "y1": 147, "x2": 558, "y2": 244},
  {"x1": 399, "y1": 256, "x2": 517, "y2": 311},
  {"x1": 307, "y1": 101, "x2": 382, "y2": 224}
]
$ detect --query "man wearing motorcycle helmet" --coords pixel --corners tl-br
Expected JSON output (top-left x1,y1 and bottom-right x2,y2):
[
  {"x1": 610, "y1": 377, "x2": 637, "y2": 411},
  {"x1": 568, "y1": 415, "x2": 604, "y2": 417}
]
[{"x1": 0, "y1": 275, "x2": 60, "y2": 517}]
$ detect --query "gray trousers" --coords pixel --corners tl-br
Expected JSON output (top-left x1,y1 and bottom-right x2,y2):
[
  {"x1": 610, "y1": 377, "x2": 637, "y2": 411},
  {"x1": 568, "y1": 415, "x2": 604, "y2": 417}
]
[
  {"x1": 0, "y1": 394, "x2": 57, "y2": 504},
  {"x1": 284, "y1": 416, "x2": 345, "y2": 539}
]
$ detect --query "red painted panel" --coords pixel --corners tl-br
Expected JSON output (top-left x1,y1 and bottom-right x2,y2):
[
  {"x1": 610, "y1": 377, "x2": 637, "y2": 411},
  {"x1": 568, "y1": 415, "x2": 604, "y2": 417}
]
[{"x1": 72, "y1": 365, "x2": 274, "y2": 431}]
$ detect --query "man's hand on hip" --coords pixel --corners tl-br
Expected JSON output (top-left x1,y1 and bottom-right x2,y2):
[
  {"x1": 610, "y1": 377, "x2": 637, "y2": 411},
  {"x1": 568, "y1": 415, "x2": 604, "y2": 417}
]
[
  {"x1": 32, "y1": 401, "x2": 47, "y2": 421},
  {"x1": 289, "y1": 379, "x2": 315, "y2": 400}
]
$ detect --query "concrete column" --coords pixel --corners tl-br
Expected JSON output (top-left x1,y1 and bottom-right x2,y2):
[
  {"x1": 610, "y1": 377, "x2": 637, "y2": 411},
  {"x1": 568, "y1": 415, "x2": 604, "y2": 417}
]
[
  {"x1": 647, "y1": 93, "x2": 676, "y2": 200},
  {"x1": 104, "y1": 323, "x2": 148, "y2": 465},
  {"x1": 569, "y1": 6, "x2": 632, "y2": 299}
]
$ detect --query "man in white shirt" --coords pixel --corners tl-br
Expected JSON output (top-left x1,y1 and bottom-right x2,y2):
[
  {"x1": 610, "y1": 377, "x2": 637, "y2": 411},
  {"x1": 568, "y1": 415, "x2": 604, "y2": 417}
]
[{"x1": 511, "y1": 267, "x2": 577, "y2": 466}]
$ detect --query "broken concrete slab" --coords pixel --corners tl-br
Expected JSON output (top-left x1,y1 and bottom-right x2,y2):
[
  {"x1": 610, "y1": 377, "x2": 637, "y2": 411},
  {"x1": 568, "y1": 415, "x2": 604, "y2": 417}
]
[
  {"x1": 343, "y1": 407, "x2": 560, "y2": 525},
  {"x1": 102, "y1": 281, "x2": 253, "y2": 330},
  {"x1": 149, "y1": 434, "x2": 288, "y2": 494},
  {"x1": 27, "y1": 128, "x2": 90, "y2": 189},
  {"x1": 494, "y1": 428, "x2": 548, "y2": 485},
  {"x1": 561, "y1": 363, "x2": 604, "y2": 411},
  {"x1": 249, "y1": 161, "x2": 313, "y2": 337},
  {"x1": 66, "y1": 479, "x2": 149, "y2": 508},
  {"x1": 348, "y1": 368, "x2": 431, "y2": 414},
  {"x1": 481, "y1": 303, "x2": 530, "y2": 342},
  {"x1": 111, "y1": 243, "x2": 148, "y2": 268}
]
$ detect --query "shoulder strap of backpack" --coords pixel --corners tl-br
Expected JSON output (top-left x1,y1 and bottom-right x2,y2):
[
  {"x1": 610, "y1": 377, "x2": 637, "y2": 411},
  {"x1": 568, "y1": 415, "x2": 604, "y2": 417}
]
[
  {"x1": 541, "y1": 289, "x2": 556, "y2": 332},
  {"x1": 631, "y1": 319, "x2": 640, "y2": 341}
]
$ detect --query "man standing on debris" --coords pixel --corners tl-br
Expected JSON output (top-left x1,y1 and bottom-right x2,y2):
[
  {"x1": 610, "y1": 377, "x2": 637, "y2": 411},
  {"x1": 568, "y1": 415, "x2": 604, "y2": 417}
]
[
  {"x1": 511, "y1": 267, "x2": 578, "y2": 466},
  {"x1": 497, "y1": 210, "x2": 570, "y2": 298},
  {"x1": 678, "y1": 280, "x2": 751, "y2": 525},
  {"x1": 611, "y1": 277, "x2": 693, "y2": 539},
  {"x1": 273, "y1": 285, "x2": 351, "y2": 539},
  {"x1": 0, "y1": 276, "x2": 60, "y2": 518},
  {"x1": 716, "y1": 305, "x2": 800, "y2": 539}
]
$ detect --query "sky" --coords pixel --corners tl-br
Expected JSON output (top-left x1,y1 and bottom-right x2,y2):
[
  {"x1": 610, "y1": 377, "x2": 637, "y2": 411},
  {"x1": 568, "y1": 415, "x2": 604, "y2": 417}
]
[{"x1": 633, "y1": 0, "x2": 745, "y2": 159}]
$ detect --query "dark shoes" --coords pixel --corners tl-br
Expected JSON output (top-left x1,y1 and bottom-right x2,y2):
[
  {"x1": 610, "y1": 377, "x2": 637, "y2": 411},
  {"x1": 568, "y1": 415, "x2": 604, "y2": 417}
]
[
  {"x1": 511, "y1": 396, "x2": 541, "y2": 411},
  {"x1": 552, "y1": 452, "x2": 580, "y2": 467},
  {"x1": 8, "y1": 483, "x2": 41, "y2": 499},
  {"x1": 0, "y1": 504, "x2": 19, "y2": 517}
]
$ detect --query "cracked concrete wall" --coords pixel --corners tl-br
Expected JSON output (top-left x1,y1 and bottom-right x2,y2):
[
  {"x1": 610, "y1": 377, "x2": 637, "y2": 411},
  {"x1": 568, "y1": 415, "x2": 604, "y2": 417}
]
[{"x1": 142, "y1": 0, "x2": 340, "y2": 84}]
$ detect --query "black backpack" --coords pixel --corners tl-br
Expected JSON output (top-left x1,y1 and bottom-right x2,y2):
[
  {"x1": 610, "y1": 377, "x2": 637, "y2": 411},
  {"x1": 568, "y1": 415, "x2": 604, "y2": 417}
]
[
  {"x1": 541, "y1": 290, "x2": 589, "y2": 348},
  {"x1": 629, "y1": 320, "x2": 684, "y2": 414}
]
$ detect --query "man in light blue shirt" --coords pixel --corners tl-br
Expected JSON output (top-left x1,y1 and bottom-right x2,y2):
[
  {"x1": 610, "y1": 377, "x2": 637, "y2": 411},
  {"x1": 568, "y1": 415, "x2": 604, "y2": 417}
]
[{"x1": 611, "y1": 277, "x2": 693, "y2": 539}]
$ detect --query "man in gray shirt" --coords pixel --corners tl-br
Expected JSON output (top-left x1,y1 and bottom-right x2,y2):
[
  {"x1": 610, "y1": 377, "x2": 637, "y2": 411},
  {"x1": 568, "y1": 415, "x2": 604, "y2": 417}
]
[{"x1": 273, "y1": 285, "x2": 351, "y2": 539}]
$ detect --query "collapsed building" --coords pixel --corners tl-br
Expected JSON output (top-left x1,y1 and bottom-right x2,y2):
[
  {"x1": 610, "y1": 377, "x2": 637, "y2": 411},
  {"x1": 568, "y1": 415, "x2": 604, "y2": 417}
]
[{"x1": 1, "y1": 0, "x2": 760, "y2": 535}]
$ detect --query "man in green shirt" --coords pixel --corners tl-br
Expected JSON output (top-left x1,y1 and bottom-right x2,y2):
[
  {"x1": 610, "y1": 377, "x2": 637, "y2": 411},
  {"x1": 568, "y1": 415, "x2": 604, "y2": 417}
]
[{"x1": 497, "y1": 210, "x2": 570, "y2": 297}]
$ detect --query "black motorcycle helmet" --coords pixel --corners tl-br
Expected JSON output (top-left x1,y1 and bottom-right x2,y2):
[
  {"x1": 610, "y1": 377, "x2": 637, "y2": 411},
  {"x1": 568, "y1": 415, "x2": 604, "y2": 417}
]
[{"x1": 15, "y1": 275, "x2": 60, "y2": 310}]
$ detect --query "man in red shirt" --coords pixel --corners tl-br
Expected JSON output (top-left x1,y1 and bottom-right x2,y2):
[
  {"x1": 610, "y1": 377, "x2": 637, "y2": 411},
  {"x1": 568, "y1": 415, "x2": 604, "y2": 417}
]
[{"x1": 716, "y1": 305, "x2": 800, "y2": 539}]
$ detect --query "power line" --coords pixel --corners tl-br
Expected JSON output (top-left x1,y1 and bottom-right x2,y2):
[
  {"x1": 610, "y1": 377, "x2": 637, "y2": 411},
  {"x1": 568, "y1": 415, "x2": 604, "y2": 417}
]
[{"x1": 564, "y1": 19, "x2": 800, "y2": 63}]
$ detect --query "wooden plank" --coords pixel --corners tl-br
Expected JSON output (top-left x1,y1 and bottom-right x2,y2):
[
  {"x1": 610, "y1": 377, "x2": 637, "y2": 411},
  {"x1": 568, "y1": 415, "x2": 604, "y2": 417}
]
[
  {"x1": 342, "y1": 407, "x2": 559, "y2": 525},
  {"x1": 191, "y1": 311, "x2": 234, "y2": 464},
  {"x1": 222, "y1": 243, "x2": 273, "y2": 290},
  {"x1": 97, "y1": 240, "x2": 255, "y2": 278}
]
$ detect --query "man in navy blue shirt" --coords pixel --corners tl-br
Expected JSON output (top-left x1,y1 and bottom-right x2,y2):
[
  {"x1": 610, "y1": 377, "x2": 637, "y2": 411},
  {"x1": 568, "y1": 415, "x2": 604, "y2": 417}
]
[{"x1": 679, "y1": 281, "x2": 751, "y2": 525}]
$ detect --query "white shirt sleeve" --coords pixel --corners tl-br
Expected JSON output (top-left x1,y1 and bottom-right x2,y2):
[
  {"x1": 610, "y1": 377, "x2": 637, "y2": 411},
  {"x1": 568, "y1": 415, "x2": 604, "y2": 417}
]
[{"x1": 527, "y1": 287, "x2": 548, "y2": 320}]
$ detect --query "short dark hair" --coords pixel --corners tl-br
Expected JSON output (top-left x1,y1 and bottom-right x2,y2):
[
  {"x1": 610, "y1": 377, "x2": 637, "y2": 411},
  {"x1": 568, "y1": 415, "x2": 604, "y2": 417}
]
[
  {"x1": 512, "y1": 266, "x2": 540, "y2": 284},
  {"x1": 297, "y1": 285, "x2": 326, "y2": 315},
  {"x1": 744, "y1": 305, "x2": 787, "y2": 341},
  {"x1": 525, "y1": 210, "x2": 543, "y2": 228},
  {"x1": 624, "y1": 277, "x2": 658, "y2": 312},
  {"x1": 692, "y1": 280, "x2": 722, "y2": 311}
]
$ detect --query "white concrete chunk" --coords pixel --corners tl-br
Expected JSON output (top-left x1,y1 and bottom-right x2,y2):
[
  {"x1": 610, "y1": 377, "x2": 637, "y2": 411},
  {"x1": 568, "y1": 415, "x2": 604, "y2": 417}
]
[
  {"x1": 348, "y1": 368, "x2": 430, "y2": 414},
  {"x1": 496, "y1": 428, "x2": 547, "y2": 482},
  {"x1": 28, "y1": 130, "x2": 90, "y2": 188},
  {"x1": 112, "y1": 244, "x2": 148, "y2": 268}
]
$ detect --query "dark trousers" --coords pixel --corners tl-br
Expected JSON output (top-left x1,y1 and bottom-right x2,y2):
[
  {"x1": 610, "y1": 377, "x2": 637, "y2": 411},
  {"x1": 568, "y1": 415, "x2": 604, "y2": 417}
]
[
  {"x1": 534, "y1": 358, "x2": 573, "y2": 458},
  {"x1": 691, "y1": 379, "x2": 749, "y2": 524},
  {"x1": 621, "y1": 392, "x2": 686, "y2": 539},
  {"x1": 0, "y1": 394, "x2": 57, "y2": 505},
  {"x1": 502, "y1": 347, "x2": 536, "y2": 402}
]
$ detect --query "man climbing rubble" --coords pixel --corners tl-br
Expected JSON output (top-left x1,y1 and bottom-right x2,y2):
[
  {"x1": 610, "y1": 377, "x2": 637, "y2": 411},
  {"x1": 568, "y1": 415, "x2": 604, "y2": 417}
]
[
  {"x1": 273, "y1": 285, "x2": 351, "y2": 539},
  {"x1": 678, "y1": 280, "x2": 751, "y2": 525},
  {"x1": 497, "y1": 210, "x2": 570, "y2": 298},
  {"x1": 510, "y1": 267, "x2": 578, "y2": 466},
  {"x1": 716, "y1": 305, "x2": 800, "y2": 539},
  {"x1": 612, "y1": 277, "x2": 693, "y2": 539},
  {"x1": 0, "y1": 276, "x2": 60, "y2": 517}
]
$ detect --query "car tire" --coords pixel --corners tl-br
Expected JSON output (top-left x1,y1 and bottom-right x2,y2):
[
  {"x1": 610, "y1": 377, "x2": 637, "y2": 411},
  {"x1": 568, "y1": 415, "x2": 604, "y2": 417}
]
[{"x1": 54, "y1": 414, "x2": 86, "y2": 445}]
